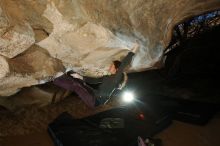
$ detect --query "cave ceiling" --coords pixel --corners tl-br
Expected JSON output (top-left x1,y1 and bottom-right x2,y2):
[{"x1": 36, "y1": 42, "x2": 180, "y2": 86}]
[{"x1": 0, "y1": 0, "x2": 220, "y2": 96}]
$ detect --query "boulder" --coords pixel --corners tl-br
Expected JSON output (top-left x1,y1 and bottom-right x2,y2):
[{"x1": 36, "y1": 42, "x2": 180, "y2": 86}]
[{"x1": 0, "y1": 0, "x2": 219, "y2": 96}]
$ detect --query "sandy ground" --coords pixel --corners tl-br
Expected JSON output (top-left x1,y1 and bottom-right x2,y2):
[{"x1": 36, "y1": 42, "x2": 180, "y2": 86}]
[
  {"x1": 0, "y1": 116, "x2": 220, "y2": 146},
  {"x1": 0, "y1": 93, "x2": 220, "y2": 146},
  {"x1": 0, "y1": 95, "x2": 120, "y2": 136},
  {"x1": 156, "y1": 114, "x2": 220, "y2": 146}
]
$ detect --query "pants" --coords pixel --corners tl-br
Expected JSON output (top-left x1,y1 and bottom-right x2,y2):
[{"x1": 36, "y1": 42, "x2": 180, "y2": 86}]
[{"x1": 54, "y1": 74, "x2": 96, "y2": 108}]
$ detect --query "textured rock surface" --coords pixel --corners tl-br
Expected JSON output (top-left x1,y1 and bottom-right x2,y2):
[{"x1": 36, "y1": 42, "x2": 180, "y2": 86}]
[
  {"x1": 0, "y1": 45, "x2": 65, "y2": 96},
  {"x1": 0, "y1": 0, "x2": 220, "y2": 96}
]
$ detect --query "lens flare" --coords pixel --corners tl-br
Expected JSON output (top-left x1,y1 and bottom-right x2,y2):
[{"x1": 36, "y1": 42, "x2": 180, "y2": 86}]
[{"x1": 122, "y1": 91, "x2": 134, "y2": 102}]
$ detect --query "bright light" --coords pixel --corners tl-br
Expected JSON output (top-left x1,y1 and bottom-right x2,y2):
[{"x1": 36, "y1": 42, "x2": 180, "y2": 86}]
[{"x1": 122, "y1": 91, "x2": 134, "y2": 103}]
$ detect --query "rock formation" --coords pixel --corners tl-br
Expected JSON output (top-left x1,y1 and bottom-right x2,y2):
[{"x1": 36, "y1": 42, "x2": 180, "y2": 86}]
[{"x1": 0, "y1": 0, "x2": 220, "y2": 96}]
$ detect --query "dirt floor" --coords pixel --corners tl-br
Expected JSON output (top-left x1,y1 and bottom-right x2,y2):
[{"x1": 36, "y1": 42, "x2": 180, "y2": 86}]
[
  {"x1": 0, "y1": 95, "x2": 121, "y2": 136},
  {"x1": 156, "y1": 115, "x2": 220, "y2": 146},
  {"x1": 0, "y1": 94, "x2": 220, "y2": 146},
  {"x1": 0, "y1": 115, "x2": 220, "y2": 146}
]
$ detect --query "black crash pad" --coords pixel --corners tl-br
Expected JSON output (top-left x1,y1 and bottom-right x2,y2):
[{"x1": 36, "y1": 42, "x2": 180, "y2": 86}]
[{"x1": 48, "y1": 104, "x2": 172, "y2": 146}]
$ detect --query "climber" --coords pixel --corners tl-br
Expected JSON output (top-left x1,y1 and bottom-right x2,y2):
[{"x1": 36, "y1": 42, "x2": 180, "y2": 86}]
[{"x1": 53, "y1": 43, "x2": 139, "y2": 107}]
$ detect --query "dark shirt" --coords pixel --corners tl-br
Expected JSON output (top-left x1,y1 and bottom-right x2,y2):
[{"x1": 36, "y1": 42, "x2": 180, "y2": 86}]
[
  {"x1": 54, "y1": 51, "x2": 135, "y2": 105},
  {"x1": 95, "y1": 52, "x2": 134, "y2": 101}
]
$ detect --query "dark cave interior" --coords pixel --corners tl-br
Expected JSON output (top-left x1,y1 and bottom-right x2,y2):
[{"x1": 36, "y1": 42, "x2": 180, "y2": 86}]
[
  {"x1": 1, "y1": 10, "x2": 220, "y2": 146},
  {"x1": 125, "y1": 10, "x2": 220, "y2": 105}
]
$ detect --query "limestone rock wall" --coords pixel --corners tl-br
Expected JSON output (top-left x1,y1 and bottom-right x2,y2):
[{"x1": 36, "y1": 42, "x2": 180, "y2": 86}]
[{"x1": 0, "y1": 0, "x2": 220, "y2": 96}]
